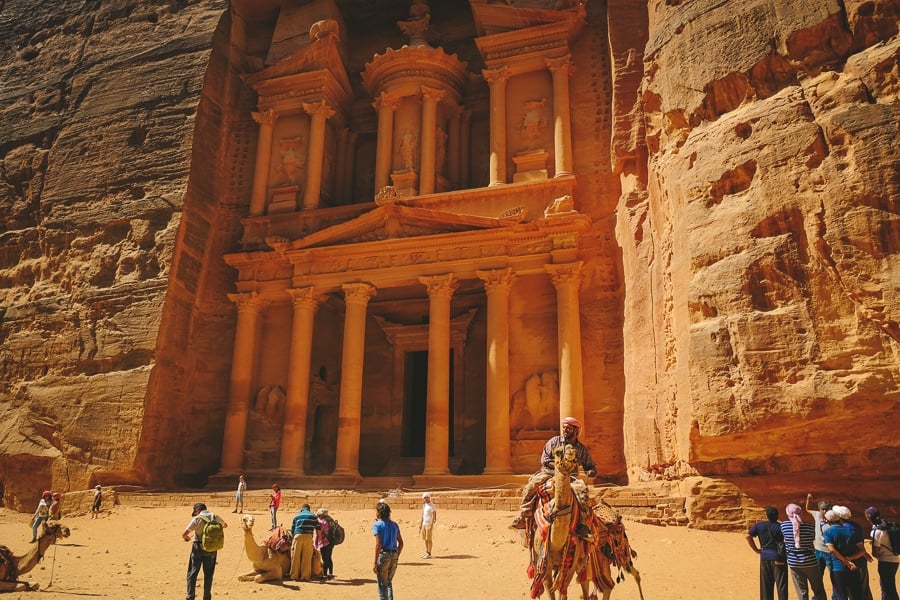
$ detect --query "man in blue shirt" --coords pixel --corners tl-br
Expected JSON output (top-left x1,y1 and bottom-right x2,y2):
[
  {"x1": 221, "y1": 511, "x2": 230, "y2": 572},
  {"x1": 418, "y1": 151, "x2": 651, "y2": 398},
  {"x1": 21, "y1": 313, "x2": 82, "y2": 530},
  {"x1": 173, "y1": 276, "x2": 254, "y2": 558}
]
[
  {"x1": 373, "y1": 501, "x2": 403, "y2": 600},
  {"x1": 746, "y1": 505, "x2": 788, "y2": 600},
  {"x1": 823, "y1": 506, "x2": 867, "y2": 600},
  {"x1": 289, "y1": 503, "x2": 319, "y2": 581}
]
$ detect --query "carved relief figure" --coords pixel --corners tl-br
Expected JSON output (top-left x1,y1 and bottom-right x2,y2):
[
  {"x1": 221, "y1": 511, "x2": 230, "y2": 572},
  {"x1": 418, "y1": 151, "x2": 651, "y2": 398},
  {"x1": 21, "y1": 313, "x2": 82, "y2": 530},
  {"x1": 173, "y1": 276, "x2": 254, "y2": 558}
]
[
  {"x1": 520, "y1": 99, "x2": 547, "y2": 148},
  {"x1": 279, "y1": 138, "x2": 305, "y2": 184},
  {"x1": 254, "y1": 384, "x2": 286, "y2": 421},
  {"x1": 510, "y1": 370, "x2": 559, "y2": 432},
  {"x1": 399, "y1": 130, "x2": 418, "y2": 171}
]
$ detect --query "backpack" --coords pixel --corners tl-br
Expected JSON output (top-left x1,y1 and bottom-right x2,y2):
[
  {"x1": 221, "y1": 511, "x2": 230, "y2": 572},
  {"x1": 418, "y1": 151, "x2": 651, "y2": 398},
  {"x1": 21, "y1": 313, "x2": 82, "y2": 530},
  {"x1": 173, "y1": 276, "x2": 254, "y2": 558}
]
[
  {"x1": 881, "y1": 521, "x2": 900, "y2": 556},
  {"x1": 771, "y1": 523, "x2": 786, "y2": 558},
  {"x1": 327, "y1": 517, "x2": 345, "y2": 546},
  {"x1": 199, "y1": 515, "x2": 225, "y2": 553}
]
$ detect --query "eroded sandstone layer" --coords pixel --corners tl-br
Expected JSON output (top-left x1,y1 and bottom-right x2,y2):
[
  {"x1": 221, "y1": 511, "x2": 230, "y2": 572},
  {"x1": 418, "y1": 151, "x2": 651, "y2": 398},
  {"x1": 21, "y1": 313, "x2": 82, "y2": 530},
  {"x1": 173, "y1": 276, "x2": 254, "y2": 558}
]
[{"x1": 1, "y1": 0, "x2": 897, "y2": 525}]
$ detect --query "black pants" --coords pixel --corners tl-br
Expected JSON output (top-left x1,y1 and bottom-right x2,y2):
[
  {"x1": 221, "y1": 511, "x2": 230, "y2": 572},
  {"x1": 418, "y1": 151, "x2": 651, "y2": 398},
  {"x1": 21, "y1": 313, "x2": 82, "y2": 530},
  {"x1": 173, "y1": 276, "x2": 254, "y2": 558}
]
[
  {"x1": 320, "y1": 544, "x2": 334, "y2": 576},
  {"x1": 186, "y1": 542, "x2": 217, "y2": 600},
  {"x1": 760, "y1": 558, "x2": 788, "y2": 600}
]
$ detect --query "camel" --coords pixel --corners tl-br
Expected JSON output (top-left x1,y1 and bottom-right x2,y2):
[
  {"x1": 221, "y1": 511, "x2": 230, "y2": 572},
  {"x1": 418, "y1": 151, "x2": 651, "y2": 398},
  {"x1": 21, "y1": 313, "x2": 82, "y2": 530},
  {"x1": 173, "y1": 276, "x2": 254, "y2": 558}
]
[
  {"x1": 0, "y1": 521, "x2": 71, "y2": 592},
  {"x1": 237, "y1": 514, "x2": 291, "y2": 583},
  {"x1": 524, "y1": 445, "x2": 643, "y2": 600}
]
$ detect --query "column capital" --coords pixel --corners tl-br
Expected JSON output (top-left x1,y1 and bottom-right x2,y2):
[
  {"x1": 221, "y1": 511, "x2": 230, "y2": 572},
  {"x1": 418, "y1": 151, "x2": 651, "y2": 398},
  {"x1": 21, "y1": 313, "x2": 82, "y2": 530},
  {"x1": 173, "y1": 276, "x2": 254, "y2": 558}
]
[
  {"x1": 302, "y1": 99, "x2": 336, "y2": 119},
  {"x1": 545, "y1": 55, "x2": 574, "y2": 74},
  {"x1": 483, "y1": 66, "x2": 511, "y2": 86},
  {"x1": 476, "y1": 267, "x2": 515, "y2": 293},
  {"x1": 373, "y1": 91, "x2": 402, "y2": 112},
  {"x1": 252, "y1": 109, "x2": 278, "y2": 126},
  {"x1": 545, "y1": 261, "x2": 583, "y2": 289},
  {"x1": 227, "y1": 291, "x2": 268, "y2": 312},
  {"x1": 421, "y1": 85, "x2": 446, "y2": 104},
  {"x1": 419, "y1": 273, "x2": 459, "y2": 297},
  {"x1": 287, "y1": 287, "x2": 328, "y2": 310},
  {"x1": 342, "y1": 282, "x2": 377, "y2": 306}
]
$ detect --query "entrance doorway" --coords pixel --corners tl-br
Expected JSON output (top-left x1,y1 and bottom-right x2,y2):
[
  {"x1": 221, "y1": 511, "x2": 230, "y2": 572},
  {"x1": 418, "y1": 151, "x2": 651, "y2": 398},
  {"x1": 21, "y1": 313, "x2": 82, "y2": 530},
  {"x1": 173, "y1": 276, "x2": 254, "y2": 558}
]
[{"x1": 400, "y1": 350, "x2": 455, "y2": 458}]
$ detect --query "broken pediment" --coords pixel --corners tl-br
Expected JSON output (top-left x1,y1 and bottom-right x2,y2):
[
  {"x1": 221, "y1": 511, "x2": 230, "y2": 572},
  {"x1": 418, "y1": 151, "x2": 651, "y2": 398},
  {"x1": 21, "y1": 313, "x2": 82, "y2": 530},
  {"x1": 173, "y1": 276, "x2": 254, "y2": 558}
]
[{"x1": 273, "y1": 203, "x2": 525, "y2": 250}]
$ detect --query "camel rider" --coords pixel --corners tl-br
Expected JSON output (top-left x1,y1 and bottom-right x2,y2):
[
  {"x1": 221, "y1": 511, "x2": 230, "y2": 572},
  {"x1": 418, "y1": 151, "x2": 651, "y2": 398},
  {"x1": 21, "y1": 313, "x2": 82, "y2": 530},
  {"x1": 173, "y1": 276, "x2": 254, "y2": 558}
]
[{"x1": 510, "y1": 417, "x2": 597, "y2": 540}]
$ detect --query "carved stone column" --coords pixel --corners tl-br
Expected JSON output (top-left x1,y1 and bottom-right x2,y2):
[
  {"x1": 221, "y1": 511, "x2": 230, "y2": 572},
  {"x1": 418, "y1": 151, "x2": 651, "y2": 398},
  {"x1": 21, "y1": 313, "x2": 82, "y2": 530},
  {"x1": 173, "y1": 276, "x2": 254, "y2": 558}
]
[
  {"x1": 459, "y1": 109, "x2": 472, "y2": 189},
  {"x1": 279, "y1": 288, "x2": 326, "y2": 475},
  {"x1": 419, "y1": 274, "x2": 458, "y2": 475},
  {"x1": 477, "y1": 268, "x2": 515, "y2": 474},
  {"x1": 419, "y1": 86, "x2": 445, "y2": 196},
  {"x1": 484, "y1": 67, "x2": 510, "y2": 186},
  {"x1": 446, "y1": 104, "x2": 462, "y2": 189},
  {"x1": 220, "y1": 292, "x2": 267, "y2": 472},
  {"x1": 338, "y1": 129, "x2": 358, "y2": 203},
  {"x1": 333, "y1": 283, "x2": 377, "y2": 476},
  {"x1": 302, "y1": 100, "x2": 335, "y2": 210},
  {"x1": 373, "y1": 92, "x2": 401, "y2": 194},
  {"x1": 546, "y1": 56, "x2": 574, "y2": 178},
  {"x1": 250, "y1": 110, "x2": 277, "y2": 216},
  {"x1": 545, "y1": 262, "x2": 584, "y2": 426}
]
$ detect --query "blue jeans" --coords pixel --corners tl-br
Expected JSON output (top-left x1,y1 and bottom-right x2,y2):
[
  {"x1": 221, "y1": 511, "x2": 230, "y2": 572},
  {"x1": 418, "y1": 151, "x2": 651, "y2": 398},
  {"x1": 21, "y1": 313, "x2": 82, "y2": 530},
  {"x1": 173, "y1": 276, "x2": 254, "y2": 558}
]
[
  {"x1": 186, "y1": 542, "x2": 216, "y2": 600},
  {"x1": 877, "y1": 561, "x2": 899, "y2": 600},
  {"x1": 376, "y1": 550, "x2": 399, "y2": 600},
  {"x1": 31, "y1": 516, "x2": 47, "y2": 541}
]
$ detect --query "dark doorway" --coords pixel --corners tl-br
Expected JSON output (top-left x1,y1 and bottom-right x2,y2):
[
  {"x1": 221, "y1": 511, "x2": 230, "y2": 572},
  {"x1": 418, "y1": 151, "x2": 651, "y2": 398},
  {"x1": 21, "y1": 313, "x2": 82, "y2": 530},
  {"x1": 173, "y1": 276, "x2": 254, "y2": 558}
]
[
  {"x1": 400, "y1": 350, "x2": 456, "y2": 459},
  {"x1": 402, "y1": 351, "x2": 428, "y2": 456}
]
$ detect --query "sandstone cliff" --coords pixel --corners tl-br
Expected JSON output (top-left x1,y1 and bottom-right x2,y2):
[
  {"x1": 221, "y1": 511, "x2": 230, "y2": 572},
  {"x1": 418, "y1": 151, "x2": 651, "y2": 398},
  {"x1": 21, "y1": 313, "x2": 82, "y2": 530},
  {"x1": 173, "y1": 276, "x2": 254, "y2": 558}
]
[
  {"x1": 1, "y1": 0, "x2": 897, "y2": 525},
  {"x1": 614, "y1": 0, "x2": 900, "y2": 519}
]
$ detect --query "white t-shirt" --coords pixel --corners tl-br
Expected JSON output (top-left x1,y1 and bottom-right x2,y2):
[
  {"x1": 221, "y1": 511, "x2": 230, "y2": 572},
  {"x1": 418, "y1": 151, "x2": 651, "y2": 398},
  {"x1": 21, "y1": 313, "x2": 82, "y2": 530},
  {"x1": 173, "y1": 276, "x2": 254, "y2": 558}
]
[
  {"x1": 422, "y1": 501, "x2": 436, "y2": 527},
  {"x1": 871, "y1": 526, "x2": 899, "y2": 563}
]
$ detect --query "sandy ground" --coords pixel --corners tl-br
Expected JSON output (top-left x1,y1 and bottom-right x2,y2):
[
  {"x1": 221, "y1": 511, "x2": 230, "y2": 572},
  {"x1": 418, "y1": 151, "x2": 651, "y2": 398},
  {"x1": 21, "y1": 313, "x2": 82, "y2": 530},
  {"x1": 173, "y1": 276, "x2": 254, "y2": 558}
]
[{"x1": 0, "y1": 503, "x2": 884, "y2": 599}]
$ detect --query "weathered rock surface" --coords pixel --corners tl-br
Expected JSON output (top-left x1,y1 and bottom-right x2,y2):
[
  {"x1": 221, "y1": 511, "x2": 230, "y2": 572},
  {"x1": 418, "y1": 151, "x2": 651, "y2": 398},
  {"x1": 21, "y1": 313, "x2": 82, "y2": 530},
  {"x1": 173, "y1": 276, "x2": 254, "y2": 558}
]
[
  {"x1": 616, "y1": 0, "x2": 900, "y2": 516},
  {"x1": 1, "y1": 0, "x2": 897, "y2": 526},
  {"x1": 0, "y1": 0, "x2": 227, "y2": 509}
]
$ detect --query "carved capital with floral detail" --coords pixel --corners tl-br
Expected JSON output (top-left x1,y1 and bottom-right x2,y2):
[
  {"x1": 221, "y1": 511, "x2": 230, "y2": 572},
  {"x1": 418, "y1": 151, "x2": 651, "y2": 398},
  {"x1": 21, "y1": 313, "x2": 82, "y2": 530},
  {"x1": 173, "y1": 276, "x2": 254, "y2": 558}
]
[
  {"x1": 476, "y1": 267, "x2": 515, "y2": 294},
  {"x1": 252, "y1": 109, "x2": 278, "y2": 126},
  {"x1": 287, "y1": 287, "x2": 328, "y2": 311},
  {"x1": 302, "y1": 100, "x2": 336, "y2": 120},
  {"x1": 545, "y1": 55, "x2": 574, "y2": 75},
  {"x1": 419, "y1": 273, "x2": 459, "y2": 298},
  {"x1": 483, "y1": 66, "x2": 511, "y2": 86},
  {"x1": 545, "y1": 261, "x2": 583, "y2": 289},
  {"x1": 342, "y1": 282, "x2": 377, "y2": 306},
  {"x1": 373, "y1": 91, "x2": 402, "y2": 113}
]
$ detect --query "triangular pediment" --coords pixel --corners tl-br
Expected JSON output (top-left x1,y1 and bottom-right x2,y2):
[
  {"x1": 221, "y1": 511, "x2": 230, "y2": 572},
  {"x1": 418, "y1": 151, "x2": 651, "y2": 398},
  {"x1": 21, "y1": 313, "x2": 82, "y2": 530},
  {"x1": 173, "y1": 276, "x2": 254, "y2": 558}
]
[{"x1": 269, "y1": 204, "x2": 525, "y2": 251}]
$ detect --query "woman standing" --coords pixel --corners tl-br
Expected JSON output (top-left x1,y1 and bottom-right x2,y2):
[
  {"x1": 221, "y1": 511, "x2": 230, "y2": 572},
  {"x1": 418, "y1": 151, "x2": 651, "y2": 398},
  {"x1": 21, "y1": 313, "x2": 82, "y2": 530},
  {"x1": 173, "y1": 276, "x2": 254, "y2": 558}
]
[
  {"x1": 269, "y1": 483, "x2": 282, "y2": 529},
  {"x1": 315, "y1": 508, "x2": 334, "y2": 579},
  {"x1": 372, "y1": 501, "x2": 403, "y2": 600}
]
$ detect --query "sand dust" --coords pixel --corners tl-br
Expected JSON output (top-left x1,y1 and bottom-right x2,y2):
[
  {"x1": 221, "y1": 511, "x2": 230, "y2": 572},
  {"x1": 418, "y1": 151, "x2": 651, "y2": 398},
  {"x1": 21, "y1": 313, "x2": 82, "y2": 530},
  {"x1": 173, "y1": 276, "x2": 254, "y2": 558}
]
[{"x1": 0, "y1": 503, "x2": 881, "y2": 599}]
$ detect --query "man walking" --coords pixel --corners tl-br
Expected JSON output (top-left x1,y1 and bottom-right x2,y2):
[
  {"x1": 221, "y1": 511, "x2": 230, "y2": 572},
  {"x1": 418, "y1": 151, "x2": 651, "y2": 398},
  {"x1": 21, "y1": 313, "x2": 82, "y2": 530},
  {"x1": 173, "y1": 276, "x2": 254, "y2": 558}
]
[
  {"x1": 290, "y1": 503, "x2": 319, "y2": 581},
  {"x1": 182, "y1": 502, "x2": 227, "y2": 600}
]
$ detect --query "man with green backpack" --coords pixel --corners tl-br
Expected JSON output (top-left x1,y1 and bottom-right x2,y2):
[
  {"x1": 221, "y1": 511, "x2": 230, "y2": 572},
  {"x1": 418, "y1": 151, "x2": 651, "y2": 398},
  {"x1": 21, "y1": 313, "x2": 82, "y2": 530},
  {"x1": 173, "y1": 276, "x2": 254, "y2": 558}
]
[{"x1": 182, "y1": 502, "x2": 228, "y2": 600}]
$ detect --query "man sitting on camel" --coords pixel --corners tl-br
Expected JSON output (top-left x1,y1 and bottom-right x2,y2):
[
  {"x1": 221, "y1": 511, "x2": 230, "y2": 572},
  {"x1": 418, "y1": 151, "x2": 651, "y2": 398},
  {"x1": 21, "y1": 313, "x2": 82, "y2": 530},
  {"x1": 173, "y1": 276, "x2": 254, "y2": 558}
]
[{"x1": 510, "y1": 416, "x2": 597, "y2": 540}]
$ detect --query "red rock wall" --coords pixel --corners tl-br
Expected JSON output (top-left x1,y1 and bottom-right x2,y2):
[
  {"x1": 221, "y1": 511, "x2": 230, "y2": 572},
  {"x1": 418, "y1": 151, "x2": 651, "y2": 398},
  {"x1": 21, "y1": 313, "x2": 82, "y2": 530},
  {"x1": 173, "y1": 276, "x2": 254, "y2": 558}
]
[
  {"x1": 616, "y1": 0, "x2": 900, "y2": 508},
  {"x1": 2, "y1": 0, "x2": 897, "y2": 521}
]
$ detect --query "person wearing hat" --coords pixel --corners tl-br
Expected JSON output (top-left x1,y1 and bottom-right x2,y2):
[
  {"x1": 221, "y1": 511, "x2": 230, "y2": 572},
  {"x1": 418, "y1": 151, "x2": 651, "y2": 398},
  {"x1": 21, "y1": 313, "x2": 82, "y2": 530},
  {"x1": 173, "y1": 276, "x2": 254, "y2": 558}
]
[
  {"x1": 865, "y1": 507, "x2": 898, "y2": 600},
  {"x1": 419, "y1": 492, "x2": 437, "y2": 559},
  {"x1": 30, "y1": 491, "x2": 52, "y2": 543},
  {"x1": 91, "y1": 484, "x2": 102, "y2": 519},
  {"x1": 823, "y1": 505, "x2": 868, "y2": 600},
  {"x1": 805, "y1": 493, "x2": 833, "y2": 576},
  {"x1": 509, "y1": 416, "x2": 597, "y2": 540},
  {"x1": 269, "y1": 483, "x2": 282, "y2": 529},
  {"x1": 181, "y1": 502, "x2": 227, "y2": 600},
  {"x1": 314, "y1": 508, "x2": 335, "y2": 580},
  {"x1": 49, "y1": 492, "x2": 62, "y2": 521}
]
